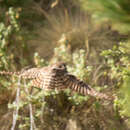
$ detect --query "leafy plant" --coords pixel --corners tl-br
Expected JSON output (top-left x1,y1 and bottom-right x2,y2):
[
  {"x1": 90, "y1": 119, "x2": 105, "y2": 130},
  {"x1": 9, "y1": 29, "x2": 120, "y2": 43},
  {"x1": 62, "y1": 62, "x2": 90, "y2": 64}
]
[{"x1": 101, "y1": 41, "x2": 130, "y2": 117}]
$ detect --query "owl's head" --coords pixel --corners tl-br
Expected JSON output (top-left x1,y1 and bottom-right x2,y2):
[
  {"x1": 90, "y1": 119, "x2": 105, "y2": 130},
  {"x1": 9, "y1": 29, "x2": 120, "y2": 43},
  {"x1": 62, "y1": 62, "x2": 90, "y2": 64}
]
[{"x1": 51, "y1": 62, "x2": 67, "y2": 74}]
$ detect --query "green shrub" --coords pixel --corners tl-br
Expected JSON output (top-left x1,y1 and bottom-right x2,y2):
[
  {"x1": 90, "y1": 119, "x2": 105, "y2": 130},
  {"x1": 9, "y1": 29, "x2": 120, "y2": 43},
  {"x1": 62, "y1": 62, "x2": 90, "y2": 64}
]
[{"x1": 101, "y1": 41, "x2": 130, "y2": 117}]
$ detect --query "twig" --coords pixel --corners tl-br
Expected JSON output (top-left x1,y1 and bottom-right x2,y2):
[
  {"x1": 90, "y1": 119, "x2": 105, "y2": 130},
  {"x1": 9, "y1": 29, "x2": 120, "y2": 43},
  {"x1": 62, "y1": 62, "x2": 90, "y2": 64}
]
[
  {"x1": 11, "y1": 76, "x2": 21, "y2": 130},
  {"x1": 29, "y1": 103, "x2": 36, "y2": 130},
  {"x1": 93, "y1": 64, "x2": 103, "y2": 85},
  {"x1": 41, "y1": 92, "x2": 45, "y2": 124},
  {"x1": 24, "y1": 80, "x2": 37, "y2": 130},
  {"x1": 85, "y1": 39, "x2": 89, "y2": 60}
]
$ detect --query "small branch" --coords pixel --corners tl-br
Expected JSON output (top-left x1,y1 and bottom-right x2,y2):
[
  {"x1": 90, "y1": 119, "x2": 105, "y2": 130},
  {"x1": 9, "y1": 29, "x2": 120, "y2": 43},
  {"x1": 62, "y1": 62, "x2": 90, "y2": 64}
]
[
  {"x1": 11, "y1": 76, "x2": 21, "y2": 130},
  {"x1": 24, "y1": 81, "x2": 36, "y2": 130},
  {"x1": 85, "y1": 39, "x2": 89, "y2": 62},
  {"x1": 29, "y1": 103, "x2": 36, "y2": 130},
  {"x1": 40, "y1": 92, "x2": 45, "y2": 124}
]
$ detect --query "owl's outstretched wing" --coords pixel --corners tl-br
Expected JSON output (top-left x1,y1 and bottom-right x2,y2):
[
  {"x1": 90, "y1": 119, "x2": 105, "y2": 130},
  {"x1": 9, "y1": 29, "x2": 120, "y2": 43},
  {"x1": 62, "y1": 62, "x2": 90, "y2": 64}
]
[
  {"x1": 0, "y1": 68, "x2": 41, "y2": 79},
  {"x1": 19, "y1": 68, "x2": 41, "y2": 79},
  {"x1": 0, "y1": 67, "x2": 48, "y2": 79},
  {"x1": 64, "y1": 74, "x2": 109, "y2": 100}
]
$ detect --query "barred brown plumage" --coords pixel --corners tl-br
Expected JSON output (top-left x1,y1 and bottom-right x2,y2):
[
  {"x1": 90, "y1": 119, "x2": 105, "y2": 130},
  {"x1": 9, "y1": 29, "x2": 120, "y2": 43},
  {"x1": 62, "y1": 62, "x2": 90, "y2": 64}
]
[{"x1": 0, "y1": 62, "x2": 110, "y2": 100}]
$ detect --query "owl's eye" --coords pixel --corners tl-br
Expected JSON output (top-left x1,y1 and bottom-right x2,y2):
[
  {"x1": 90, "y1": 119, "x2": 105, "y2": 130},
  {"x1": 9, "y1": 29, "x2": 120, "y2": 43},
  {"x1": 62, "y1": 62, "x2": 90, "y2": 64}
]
[
  {"x1": 59, "y1": 65, "x2": 63, "y2": 68},
  {"x1": 58, "y1": 63, "x2": 66, "y2": 69},
  {"x1": 52, "y1": 63, "x2": 66, "y2": 71}
]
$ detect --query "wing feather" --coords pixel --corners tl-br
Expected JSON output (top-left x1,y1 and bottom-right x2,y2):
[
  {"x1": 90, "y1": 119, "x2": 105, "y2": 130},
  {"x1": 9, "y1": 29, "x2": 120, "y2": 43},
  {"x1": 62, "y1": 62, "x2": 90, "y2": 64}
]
[{"x1": 64, "y1": 74, "x2": 109, "y2": 99}]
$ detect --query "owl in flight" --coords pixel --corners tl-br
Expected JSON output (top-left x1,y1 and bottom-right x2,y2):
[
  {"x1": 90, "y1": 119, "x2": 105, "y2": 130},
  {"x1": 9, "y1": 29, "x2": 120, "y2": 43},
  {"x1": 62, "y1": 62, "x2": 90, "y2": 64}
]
[{"x1": 0, "y1": 62, "x2": 110, "y2": 100}]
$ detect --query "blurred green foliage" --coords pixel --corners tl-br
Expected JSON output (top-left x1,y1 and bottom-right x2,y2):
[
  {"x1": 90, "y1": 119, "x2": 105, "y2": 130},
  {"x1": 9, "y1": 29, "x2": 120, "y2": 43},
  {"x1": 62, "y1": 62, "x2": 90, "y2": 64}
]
[
  {"x1": 79, "y1": 0, "x2": 130, "y2": 33},
  {"x1": 101, "y1": 42, "x2": 130, "y2": 116},
  {"x1": 79, "y1": 0, "x2": 130, "y2": 127},
  {"x1": 0, "y1": 0, "x2": 31, "y2": 7},
  {"x1": 0, "y1": 8, "x2": 19, "y2": 70}
]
